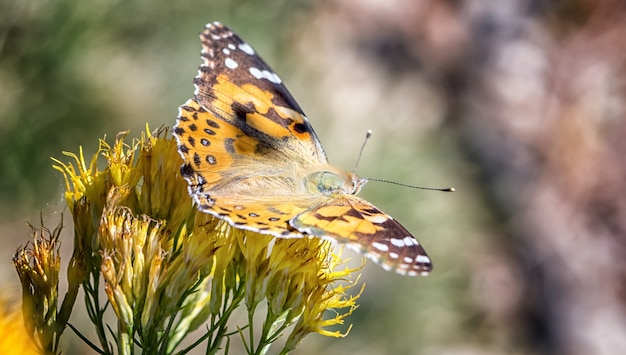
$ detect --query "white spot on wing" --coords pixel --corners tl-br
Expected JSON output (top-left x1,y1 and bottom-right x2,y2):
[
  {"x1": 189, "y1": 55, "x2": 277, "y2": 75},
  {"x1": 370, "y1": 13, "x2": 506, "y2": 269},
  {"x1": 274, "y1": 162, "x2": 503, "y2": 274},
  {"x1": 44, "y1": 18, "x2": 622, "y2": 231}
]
[
  {"x1": 249, "y1": 67, "x2": 282, "y2": 84},
  {"x1": 371, "y1": 242, "x2": 389, "y2": 252},
  {"x1": 403, "y1": 257, "x2": 413, "y2": 263},
  {"x1": 222, "y1": 48, "x2": 230, "y2": 55},
  {"x1": 389, "y1": 252, "x2": 399, "y2": 259},
  {"x1": 416, "y1": 255, "x2": 430, "y2": 263},
  {"x1": 238, "y1": 42, "x2": 255, "y2": 55},
  {"x1": 228, "y1": 43, "x2": 236, "y2": 50},
  {"x1": 249, "y1": 67, "x2": 262, "y2": 79},
  {"x1": 225, "y1": 58, "x2": 238, "y2": 69},
  {"x1": 390, "y1": 238, "x2": 404, "y2": 247},
  {"x1": 269, "y1": 71, "x2": 282, "y2": 84},
  {"x1": 403, "y1": 236, "x2": 418, "y2": 246}
]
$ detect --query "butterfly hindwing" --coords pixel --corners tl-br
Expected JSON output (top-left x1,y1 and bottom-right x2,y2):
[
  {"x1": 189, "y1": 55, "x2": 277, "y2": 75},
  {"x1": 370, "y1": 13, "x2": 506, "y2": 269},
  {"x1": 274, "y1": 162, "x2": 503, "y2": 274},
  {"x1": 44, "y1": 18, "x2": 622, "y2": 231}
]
[{"x1": 291, "y1": 196, "x2": 432, "y2": 276}]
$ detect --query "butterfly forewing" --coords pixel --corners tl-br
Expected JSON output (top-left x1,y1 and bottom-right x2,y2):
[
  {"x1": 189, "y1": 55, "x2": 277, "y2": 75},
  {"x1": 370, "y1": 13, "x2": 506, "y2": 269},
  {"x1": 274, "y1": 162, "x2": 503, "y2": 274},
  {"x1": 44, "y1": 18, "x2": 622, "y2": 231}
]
[{"x1": 193, "y1": 21, "x2": 326, "y2": 162}]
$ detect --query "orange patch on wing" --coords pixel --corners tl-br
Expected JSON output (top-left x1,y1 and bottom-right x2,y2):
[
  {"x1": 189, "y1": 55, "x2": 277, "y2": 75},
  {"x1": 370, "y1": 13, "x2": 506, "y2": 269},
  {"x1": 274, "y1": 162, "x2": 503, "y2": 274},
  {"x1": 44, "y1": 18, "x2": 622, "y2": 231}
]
[
  {"x1": 315, "y1": 206, "x2": 352, "y2": 218},
  {"x1": 208, "y1": 79, "x2": 236, "y2": 116},
  {"x1": 244, "y1": 111, "x2": 292, "y2": 138},
  {"x1": 211, "y1": 75, "x2": 311, "y2": 140},
  {"x1": 339, "y1": 216, "x2": 380, "y2": 234},
  {"x1": 231, "y1": 134, "x2": 259, "y2": 155}
]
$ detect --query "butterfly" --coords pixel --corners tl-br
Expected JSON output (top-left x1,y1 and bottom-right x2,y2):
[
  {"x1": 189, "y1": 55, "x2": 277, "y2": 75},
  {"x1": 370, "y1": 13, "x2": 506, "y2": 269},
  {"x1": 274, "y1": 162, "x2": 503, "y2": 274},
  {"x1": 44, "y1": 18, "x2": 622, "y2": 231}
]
[{"x1": 173, "y1": 22, "x2": 432, "y2": 276}]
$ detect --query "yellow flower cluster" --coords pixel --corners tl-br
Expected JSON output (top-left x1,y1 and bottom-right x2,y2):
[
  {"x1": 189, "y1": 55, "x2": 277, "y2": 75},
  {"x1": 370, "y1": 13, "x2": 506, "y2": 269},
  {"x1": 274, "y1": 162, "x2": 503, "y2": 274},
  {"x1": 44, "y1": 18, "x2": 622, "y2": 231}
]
[
  {"x1": 13, "y1": 220, "x2": 67, "y2": 354},
  {"x1": 14, "y1": 126, "x2": 362, "y2": 354}
]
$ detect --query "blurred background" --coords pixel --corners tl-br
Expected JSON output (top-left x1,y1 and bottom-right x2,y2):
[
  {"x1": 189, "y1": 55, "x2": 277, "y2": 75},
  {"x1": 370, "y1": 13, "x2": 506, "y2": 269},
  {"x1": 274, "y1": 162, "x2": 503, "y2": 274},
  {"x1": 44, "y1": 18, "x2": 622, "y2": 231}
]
[{"x1": 2, "y1": 0, "x2": 626, "y2": 354}]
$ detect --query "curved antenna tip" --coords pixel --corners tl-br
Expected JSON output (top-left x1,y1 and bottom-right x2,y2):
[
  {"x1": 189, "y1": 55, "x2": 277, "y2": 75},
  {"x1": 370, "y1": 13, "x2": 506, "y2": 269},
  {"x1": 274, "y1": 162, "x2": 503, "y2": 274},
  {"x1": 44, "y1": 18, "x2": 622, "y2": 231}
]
[
  {"x1": 353, "y1": 130, "x2": 374, "y2": 174},
  {"x1": 365, "y1": 178, "x2": 456, "y2": 192}
]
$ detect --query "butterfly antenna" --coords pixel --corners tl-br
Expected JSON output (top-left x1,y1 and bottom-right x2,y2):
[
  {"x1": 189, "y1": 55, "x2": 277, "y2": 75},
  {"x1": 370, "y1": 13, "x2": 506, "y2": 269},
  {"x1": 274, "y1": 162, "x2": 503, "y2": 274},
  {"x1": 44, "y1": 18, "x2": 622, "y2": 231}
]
[
  {"x1": 365, "y1": 178, "x2": 455, "y2": 192},
  {"x1": 353, "y1": 130, "x2": 454, "y2": 192},
  {"x1": 353, "y1": 129, "x2": 373, "y2": 174}
]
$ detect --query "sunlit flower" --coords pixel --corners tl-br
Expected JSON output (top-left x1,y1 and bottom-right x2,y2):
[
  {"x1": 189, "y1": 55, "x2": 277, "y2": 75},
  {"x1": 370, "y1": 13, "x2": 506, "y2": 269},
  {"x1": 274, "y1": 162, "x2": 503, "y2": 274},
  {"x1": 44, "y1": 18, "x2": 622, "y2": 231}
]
[
  {"x1": 12, "y1": 220, "x2": 69, "y2": 354},
  {"x1": 14, "y1": 126, "x2": 362, "y2": 354}
]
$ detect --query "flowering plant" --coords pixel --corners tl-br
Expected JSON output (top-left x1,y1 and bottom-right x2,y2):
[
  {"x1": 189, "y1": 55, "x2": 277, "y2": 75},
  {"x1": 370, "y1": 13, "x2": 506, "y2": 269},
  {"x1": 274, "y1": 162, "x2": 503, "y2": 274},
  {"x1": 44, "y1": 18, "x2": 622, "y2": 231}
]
[{"x1": 13, "y1": 127, "x2": 362, "y2": 355}]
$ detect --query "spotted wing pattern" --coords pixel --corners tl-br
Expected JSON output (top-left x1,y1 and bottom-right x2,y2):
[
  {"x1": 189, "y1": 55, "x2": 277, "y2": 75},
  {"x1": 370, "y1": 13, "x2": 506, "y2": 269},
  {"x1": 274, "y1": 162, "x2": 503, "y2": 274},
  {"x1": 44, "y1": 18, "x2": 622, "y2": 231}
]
[
  {"x1": 173, "y1": 21, "x2": 433, "y2": 275},
  {"x1": 176, "y1": 98, "x2": 325, "y2": 238},
  {"x1": 291, "y1": 196, "x2": 432, "y2": 276},
  {"x1": 192, "y1": 22, "x2": 326, "y2": 162}
]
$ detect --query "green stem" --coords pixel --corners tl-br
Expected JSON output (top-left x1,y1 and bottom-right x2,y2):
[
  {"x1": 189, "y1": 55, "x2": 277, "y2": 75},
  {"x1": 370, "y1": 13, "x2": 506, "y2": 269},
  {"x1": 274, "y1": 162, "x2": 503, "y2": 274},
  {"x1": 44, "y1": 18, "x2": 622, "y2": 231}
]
[
  {"x1": 67, "y1": 323, "x2": 106, "y2": 354},
  {"x1": 84, "y1": 272, "x2": 113, "y2": 354},
  {"x1": 118, "y1": 323, "x2": 133, "y2": 355},
  {"x1": 206, "y1": 279, "x2": 246, "y2": 354}
]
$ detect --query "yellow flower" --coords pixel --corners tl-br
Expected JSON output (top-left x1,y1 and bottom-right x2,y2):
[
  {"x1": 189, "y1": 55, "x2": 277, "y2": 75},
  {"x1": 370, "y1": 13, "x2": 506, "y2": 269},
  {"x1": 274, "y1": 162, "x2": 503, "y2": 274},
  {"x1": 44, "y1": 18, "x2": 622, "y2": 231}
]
[
  {"x1": 12, "y1": 219, "x2": 71, "y2": 354},
  {"x1": 284, "y1": 246, "x2": 364, "y2": 350},
  {"x1": 15, "y1": 126, "x2": 362, "y2": 354}
]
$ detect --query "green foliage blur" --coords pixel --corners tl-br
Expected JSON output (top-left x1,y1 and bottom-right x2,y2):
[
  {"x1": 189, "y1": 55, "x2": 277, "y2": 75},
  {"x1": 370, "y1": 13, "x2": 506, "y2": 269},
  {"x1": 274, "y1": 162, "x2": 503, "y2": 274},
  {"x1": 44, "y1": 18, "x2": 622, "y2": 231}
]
[{"x1": 0, "y1": 0, "x2": 312, "y2": 216}]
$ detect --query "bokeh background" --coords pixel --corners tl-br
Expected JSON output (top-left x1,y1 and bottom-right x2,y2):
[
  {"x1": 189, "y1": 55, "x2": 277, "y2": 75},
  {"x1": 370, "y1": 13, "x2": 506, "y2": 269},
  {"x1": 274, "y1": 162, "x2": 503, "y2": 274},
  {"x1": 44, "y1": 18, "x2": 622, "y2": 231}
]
[{"x1": 2, "y1": 0, "x2": 626, "y2": 354}]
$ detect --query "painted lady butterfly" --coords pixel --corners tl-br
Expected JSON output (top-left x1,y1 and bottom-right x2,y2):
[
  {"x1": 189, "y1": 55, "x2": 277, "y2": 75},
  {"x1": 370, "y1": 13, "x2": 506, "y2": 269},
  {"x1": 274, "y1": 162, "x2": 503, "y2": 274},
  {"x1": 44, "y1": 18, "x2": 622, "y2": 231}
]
[{"x1": 173, "y1": 22, "x2": 432, "y2": 276}]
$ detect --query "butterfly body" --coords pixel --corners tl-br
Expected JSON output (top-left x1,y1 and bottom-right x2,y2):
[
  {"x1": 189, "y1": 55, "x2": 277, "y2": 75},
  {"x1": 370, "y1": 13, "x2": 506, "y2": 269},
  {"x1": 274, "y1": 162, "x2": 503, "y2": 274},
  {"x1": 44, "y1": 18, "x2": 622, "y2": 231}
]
[{"x1": 174, "y1": 22, "x2": 433, "y2": 276}]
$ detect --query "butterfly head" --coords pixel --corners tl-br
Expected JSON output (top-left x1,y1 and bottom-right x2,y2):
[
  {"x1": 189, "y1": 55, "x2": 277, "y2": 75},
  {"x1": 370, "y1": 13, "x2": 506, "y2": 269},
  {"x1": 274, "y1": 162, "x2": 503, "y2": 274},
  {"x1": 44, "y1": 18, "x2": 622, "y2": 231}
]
[{"x1": 306, "y1": 168, "x2": 367, "y2": 196}]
